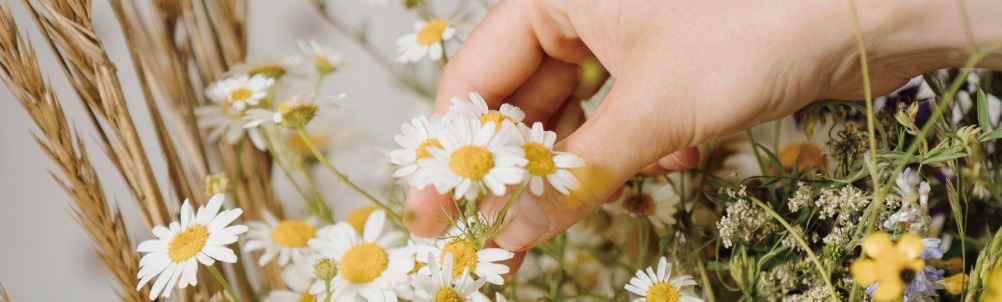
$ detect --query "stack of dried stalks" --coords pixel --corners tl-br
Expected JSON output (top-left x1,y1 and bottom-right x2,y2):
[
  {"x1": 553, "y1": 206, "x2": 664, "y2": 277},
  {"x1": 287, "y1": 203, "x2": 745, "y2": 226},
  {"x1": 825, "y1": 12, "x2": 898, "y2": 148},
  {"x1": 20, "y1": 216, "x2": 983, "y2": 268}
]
[{"x1": 0, "y1": 0, "x2": 286, "y2": 300}]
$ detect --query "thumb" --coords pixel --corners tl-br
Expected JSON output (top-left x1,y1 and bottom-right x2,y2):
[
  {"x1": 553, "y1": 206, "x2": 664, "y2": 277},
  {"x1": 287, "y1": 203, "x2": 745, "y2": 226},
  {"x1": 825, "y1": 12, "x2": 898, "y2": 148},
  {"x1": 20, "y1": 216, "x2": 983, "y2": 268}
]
[{"x1": 487, "y1": 80, "x2": 691, "y2": 251}]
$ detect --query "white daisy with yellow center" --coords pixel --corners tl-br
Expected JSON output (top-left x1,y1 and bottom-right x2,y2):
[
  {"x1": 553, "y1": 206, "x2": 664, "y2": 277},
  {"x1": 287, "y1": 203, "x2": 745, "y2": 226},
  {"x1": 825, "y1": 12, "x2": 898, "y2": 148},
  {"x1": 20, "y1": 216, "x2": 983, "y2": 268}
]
[
  {"x1": 136, "y1": 194, "x2": 248, "y2": 300},
  {"x1": 447, "y1": 92, "x2": 525, "y2": 132},
  {"x1": 397, "y1": 19, "x2": 457, "y2": 63},
  {"x1": 243, "y1": 93, "x2": 344, "y2": 129},
  {"x1": 390, "y1": 114, "x2": 448, "y2": 179},
  {"x1": 413, "y1": 216, "x2": 514, "y2": 285},
  {"x1": 511, "y1": 122, "x2": 585, "y2": 196},
  {"x1": 604, "y1": 179, "x2": 681, "y2": 229},
  {"x1": 624, "y1": 257, "x2": 703, "y2": 302},
  {"x1": 264, "y1": 259, "x2": 319, "y2": 302},
  {"x1": 412, "y1": 252, "x2": 490, "y2": 302},
  {"x1": 413, "y1": 117, "x2": 528, "y2": 201},
  {"x1": 196, "y1": 75, "x2": 272, "y2": 150},
  {"x1": 244, "y1": 210, "x2": 322, "y2": 267},
  {"x1": 298, "y1": 39, "x2": 343, "y2": 76},
  {"x1": 227, "y1": 54, "x2": 306, "y2": 79},
  {"x1": 306, "y1": 210, "x2": 414, "y2": 301},
  {"x1": 205, "y1": 74, "x2": 275, "y2": 111}
]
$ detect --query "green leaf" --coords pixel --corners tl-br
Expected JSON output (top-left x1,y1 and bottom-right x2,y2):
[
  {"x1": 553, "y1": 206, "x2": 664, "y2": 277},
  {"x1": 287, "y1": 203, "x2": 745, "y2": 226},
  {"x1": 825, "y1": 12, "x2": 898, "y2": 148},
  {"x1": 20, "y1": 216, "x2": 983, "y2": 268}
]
[
  {"x1": 981, "y1": 128, "x2": 1002, "y2": 142},
  {"x1": 978, "y1": 87, "x2": 991, "y2": 131},
  {"x1": 705, "y1": 261, "x2": 730, "y2": 271}
]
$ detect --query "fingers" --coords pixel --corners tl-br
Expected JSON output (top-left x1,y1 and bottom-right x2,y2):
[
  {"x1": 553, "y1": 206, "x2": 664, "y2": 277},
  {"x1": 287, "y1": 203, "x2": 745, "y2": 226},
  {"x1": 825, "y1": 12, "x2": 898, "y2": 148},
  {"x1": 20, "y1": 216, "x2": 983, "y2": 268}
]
[
  {"x1": 503, "y1": 56, "x2": 580, "y2": 123},
  {"x1": 637, "y1": 147, "x2": 700, "y2": 176},
  {"x1": 402, "y1": 186, "x2": 457, "y2": 237}
]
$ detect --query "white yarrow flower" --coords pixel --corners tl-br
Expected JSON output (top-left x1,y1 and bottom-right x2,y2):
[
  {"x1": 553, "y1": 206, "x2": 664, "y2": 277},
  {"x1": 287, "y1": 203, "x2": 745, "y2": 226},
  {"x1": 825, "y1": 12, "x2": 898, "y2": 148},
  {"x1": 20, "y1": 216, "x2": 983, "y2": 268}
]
[
  {"x1": 512, "y1": 122, "x2": 585, "y2": 195},
  {"x1": 624, "y1": 257, "x2": 703, "y2": 302},
  {"x1": 136, "y1": 194, "x2": 248, "y2": 300},
  {"x1": 397, "y1": 19, "x2": 457, "y2": 63},
  {"x1": 244, "y1": 210, "x2": 322, "y2": 267}
]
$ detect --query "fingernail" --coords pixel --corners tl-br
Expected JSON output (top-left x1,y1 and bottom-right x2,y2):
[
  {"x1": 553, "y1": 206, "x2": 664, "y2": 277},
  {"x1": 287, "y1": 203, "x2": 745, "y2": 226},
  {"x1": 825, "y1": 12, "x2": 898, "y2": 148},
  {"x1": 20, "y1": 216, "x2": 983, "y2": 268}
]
[
  {"x1": 494, "y1": 196, "x2": 549, "y2": 251},
  {"x1": 658, "y1": 154, "x2": 695, "y2": 171}
]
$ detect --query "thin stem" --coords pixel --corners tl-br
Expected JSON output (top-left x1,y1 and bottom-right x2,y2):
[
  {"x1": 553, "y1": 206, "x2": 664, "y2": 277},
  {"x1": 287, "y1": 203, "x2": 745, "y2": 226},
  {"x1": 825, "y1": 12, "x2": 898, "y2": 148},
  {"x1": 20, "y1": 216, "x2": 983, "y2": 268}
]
[
  {"x1": 313, "y1": 74, "x2": 326, "y2": 95},
  {"x1": 323, "y1": 279, "x2": 332, "y2": 302},
  {"x1": 207, "y1": 265, "x2": 241, "y2": 302},
  {"x1": 295, "y1": 126, "x2": 401, "y2": 221},
  {"x1": 745, "y1": 130, "x2": 769, "y2": 176},
  {"x1": 496, "y1": 183, "x2": 525, "y2": 228},
  {"x1": 696, "y1": 256, "x2": 717, "y2": 302},
  {"x1": 750, "y1": 197, "x2": 838, "y2": 302}
]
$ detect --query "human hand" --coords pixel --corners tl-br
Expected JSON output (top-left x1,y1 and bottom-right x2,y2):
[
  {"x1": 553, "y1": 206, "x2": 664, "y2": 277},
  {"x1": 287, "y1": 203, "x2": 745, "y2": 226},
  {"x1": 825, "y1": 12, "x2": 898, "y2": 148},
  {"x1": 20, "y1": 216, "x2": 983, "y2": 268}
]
[{"x1": 403, "y1": 0, "x2": 1002, "y2": 270}]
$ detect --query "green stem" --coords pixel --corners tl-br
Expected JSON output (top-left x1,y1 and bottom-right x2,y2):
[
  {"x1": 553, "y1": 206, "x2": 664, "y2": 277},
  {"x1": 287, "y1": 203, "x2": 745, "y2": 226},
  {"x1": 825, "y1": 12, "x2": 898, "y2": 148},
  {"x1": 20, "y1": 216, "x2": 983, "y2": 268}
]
[
  {"x1": 440, "y1": 41, "x2": 449, "y2": 66},
  {"x1": 496, "y1": 183, "x2": 525, "y2": 227},
  {"x1": 697, "y1": 256, "x2": 717, "y2": 302},
  {"x1": 750, "y1": 197, "x2": 838, "y2": 302},
  {"x1": 313, "y1": 74, "x2": 326, "y2": 95},
  {"x1": 295, "y1": 126, "x2": 400, "y2": 221},
  {"x1": 745, "y1": 130, "x2": 769, "y2": 176},
  {"x1": 207, "y1": 265, "x2": 241, "y2": 302},
  {"x1": 323, "y1": 279, "x2": 332, "y2": 302}
]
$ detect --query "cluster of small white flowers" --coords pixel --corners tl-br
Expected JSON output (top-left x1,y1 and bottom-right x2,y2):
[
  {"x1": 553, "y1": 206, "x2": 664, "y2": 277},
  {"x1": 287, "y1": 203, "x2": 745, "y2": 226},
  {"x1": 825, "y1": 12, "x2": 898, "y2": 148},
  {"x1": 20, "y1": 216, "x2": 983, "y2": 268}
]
[
  {"x1": 717, "y1": 186, "x2": 770, "y2": 248},
  {"x1": 788, "y1": 182, "x2": 813, "y2": 213},
  {"x1": 780, "y1": 225, "x2": 818, "y2": 252},
  {"x1": 815, "y1": 186, "x2": 869, "y2": 223},
  {"x1": 822, "y1": 221, "x2": 856, "y2": 247},
  {"x1": 756, "y1": 263, "x2": 798, "y2": 301},
  {"x1": 780, "y1": 286, "x2": 843, "y2": 302}
]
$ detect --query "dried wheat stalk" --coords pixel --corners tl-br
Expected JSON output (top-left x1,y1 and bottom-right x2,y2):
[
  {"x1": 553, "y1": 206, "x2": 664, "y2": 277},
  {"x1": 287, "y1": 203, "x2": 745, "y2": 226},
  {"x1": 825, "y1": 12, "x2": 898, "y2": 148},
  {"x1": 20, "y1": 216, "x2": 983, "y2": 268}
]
[
  {"x1": 0, "y1": 2, "x2": 148, "y2": 301},
  {"x1": 0, "y1": 283, "x2": 9, "y2": 302}
]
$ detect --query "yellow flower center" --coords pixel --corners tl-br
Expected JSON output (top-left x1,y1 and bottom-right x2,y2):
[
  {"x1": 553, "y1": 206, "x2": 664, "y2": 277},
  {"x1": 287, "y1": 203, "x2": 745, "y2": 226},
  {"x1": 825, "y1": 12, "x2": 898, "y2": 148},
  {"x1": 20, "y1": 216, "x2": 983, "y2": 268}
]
[
  {"x1": 448, "y1": 146, "x2": 494, "y2": 181},
  {"x1": 340, "y1": 243, "x2": 389, "y2": 284},
  {"x1": 346, "y1": 206, "x2": 378, "y2": 234},
  {"x1": 229, "y1": 88, "x2": 253, "y2": 102},
  {"x1": 416, "y1": 138, "x2": 443, "y2": 162},
  {"x1": 777, "y1": 142, "x2": 826, "y2": 172},
  {"x1": 441, "y1": 239, "x2": 478, "y2": 278},
  {"x1": 249, "y1": 65, "x2": 285, "y2": 79},
  {"x1": 410, "y1": 258, "x2": 427, "y2": 274},
  {"x1": 314, "y1": 57, "x2": 337, "y2": 74},
  {"x1": 167, "y1": 224, "x2": 209, "y2": 262},
  {"x1": 646, "y1": 282, "x2": 680, "y2": 302},
  {"x1": 298, "y1": 290, "x2": 316, "y2": 302},
  {"x1": 435, "y1": 287, "x2": 465, "y2": 302},
  {"x1": 478, "y1": 112, "x2": 515, "y2": 131},
  {"x1": 271, "y1": 220, "x2": 316, "y2": 248},
  {"x1": 276, "y1": 99, "x2": 318, "y2": 117},
  {"x1": 522, "y1": 142, "x2": 557, "y2": 176},
  {"x1": 623, "y1": 193, "x2": 656, "y2": 217},
  {"x1": 417, "y1": 20, "x2": 450, "y2": 46}
]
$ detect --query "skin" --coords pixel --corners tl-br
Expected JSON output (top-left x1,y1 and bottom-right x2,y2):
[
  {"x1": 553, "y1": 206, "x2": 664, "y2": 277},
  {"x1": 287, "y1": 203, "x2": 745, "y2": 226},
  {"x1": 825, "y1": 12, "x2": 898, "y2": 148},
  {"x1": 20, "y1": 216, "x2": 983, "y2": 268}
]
[{"x1": 404, "y1": 0, "x2": 1002, "y2": 272}]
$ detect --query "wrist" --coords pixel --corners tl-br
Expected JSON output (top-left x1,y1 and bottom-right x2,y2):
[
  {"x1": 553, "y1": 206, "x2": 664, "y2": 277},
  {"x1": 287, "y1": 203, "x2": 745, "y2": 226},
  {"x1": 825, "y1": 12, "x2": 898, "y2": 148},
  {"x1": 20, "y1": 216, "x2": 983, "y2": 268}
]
[{"x1": 872, "y1": 0, "x2": 1002, "y2": 71}]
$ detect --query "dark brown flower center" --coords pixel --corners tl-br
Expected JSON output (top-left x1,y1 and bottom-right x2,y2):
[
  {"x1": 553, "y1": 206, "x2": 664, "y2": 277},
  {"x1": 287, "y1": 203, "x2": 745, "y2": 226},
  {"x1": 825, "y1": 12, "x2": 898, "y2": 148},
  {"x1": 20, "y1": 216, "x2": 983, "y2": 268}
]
[{"x1": 899, "y1": 268, "x2": 916, "y2": 283}]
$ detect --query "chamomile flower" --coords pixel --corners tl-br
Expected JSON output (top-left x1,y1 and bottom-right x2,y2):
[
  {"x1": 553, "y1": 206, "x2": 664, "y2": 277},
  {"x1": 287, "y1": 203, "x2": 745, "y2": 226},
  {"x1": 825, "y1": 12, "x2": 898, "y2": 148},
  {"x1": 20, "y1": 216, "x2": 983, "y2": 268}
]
[
  {"x1": 244, "y1": 210, "x2": 322, "y2": 267},
  {"x1": 511, "y1": 122, "x2": 585, "y2": 196},
  {"x1": 228, "y1": 54, "x2": 306, "y2": 79},
  {"x1": 604, "y1": 179, "x2": 681, "y2": 228},
  {"x1": 413, "y1": 117, "x2": 528, "y2": 200},
  {"x1": 306, "y1": 210, "x2": 414, "y2": 301},
  {"x1": 390, "y1": 114, "x2": 448, "y2": 179},
  {"x1": 244, "y1": 93, "x2": 344, "y2": 129},
  {"x1": 196, "y1": 76, "x2": 271, "y2": 149},
  {"x1": 136, "y1": 194, "x2": 248, "y2": 300},
  {"x1": 205, "y1": 74, "x2": 275, "y2": 111},
  {"x1": 414, "y1": 216, "x2": 515, "y2": 285},
  {"x1": 264, "y1": 259, "x2": 319, "y2": 302},
  {"x1": 624, "y1": 257, "x2": 703, "y2": 302},
  {"x1": 396, "y1": 19, "x2": 457, "y2": 63},
  {"x1": 411, "y1": 252, "x2": 490, "y2": 302},
  {"x1": 298, "y1": 39, "x2": 343, "y2": 76},
  {"x1": 447, "y1": 92, "x2": 525, "y2": 131}
]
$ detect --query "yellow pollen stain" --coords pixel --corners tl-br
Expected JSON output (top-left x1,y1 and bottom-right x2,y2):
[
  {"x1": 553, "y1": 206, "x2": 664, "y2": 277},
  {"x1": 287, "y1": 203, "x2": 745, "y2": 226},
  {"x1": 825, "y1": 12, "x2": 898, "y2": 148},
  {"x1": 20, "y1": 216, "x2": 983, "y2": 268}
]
[
  {"x1": 298, "y1": 290, "x2": 316, "y2": 302},
  {"x1": 522, "y1": 142, "x2": 557, "y2": 176},
  {"x1": 646, "y1": 282, "x2": 681, "y2": 302},
  {"x1": 623, "y1": 193, "x2": 656, "y2": 217},
  {"x1": 229, "y1": 88, "x2": 253, "y2": 102},
  {"x1": 441, "y1": 239, "x2": 478, "y2": 278},
  {"x1": 478, "y1": 112, "x2": 515, "y2": 131},
  {"x1": 777, "y1": 142, "x2": 826, "y2": 172},
  {"x1": 340, "y1": 243, "x2": 389, "y2": 284},
  {"x1": 417, "y1": 20, "x2": 450, "y2": 46},
  {"x1": 434, "y1": 287, "x2": 465, "y2": 302},
  {"x1": 345, "y1": 206, "x2": 378, "y2": 234},
  {"x1": 271, "y1": 220, "x2": 316, "y2": 248},
  {"x1": 168, "y1": 224, "x2": 209, "y2": 262},
  {"x1": 448, "y1": 146, "x2": 493, "y2": 181},
  {"x1": 416, "y1": 138, "x2": 443, "y2": 162}
]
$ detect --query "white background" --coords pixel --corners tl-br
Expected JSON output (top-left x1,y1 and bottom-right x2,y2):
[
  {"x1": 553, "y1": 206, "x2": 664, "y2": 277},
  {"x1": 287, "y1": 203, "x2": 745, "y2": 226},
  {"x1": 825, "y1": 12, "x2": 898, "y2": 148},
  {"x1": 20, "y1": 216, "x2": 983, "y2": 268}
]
[{"x1": 0, "y1": 0, "x2": 471, "y2": 300}]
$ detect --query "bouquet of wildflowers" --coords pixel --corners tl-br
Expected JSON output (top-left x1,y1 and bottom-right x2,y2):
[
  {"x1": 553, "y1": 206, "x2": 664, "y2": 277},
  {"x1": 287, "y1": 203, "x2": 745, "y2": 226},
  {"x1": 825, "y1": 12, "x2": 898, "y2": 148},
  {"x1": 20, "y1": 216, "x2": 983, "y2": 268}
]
[{"x1": 3, "y1": 0, "x2": 1002, "y2": 302}]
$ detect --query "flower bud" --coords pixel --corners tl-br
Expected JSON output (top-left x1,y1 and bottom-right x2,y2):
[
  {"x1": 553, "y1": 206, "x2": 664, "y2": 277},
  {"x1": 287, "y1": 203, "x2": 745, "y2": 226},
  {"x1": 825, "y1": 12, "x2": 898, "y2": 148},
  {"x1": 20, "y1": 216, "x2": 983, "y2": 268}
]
[
  {"x1": 204, "y1": 173, "x2": 230, "y2": 196},
  {"x1": 314, "y1": 257, "x2": 339, "y2": 281}
]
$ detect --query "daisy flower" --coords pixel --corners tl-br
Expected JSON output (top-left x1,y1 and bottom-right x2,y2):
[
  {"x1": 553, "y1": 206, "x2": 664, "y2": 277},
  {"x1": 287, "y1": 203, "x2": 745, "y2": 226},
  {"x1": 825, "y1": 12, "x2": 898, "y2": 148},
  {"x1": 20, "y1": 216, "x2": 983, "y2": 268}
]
[
  {"x1": 264, "y1": 259, "x2": 319, "y2": 302},
  {"x1": 136, "y1": 194, "x2": 248, "y2": 300},
  {"x1": 447, "y1": 92, "x2": 525, "y2": 132},
  {"x1": 604, "y1": 179, "x2": 681, "y2": 228},
  {"x1": 624, "y1": 257, "x2": 703, "y2": 302},
  {"x1": 413, "y1": 117, "x2": 527, "y2": 200},
  {"x1": 851, "y1": 232, "x2": 927, "y2": 301},
  {"x1": 227, "y1": 54, "x2": 305, "y2": 79},
  {"x1": 390, "y1": 114, "x2": 448, "y2": 179},
  {"x1": 196, "y1": 104, "x2": 267, "y2": 150},
  {"x1": 204, "y1": 74, "x2": 275, "y2": 111},
  {"x1": 511, "y1": 122, "x2": 585, "y2": 196},
  {"x1": 396, "y1": 19, "x2": 457, "y2": 63},
  {"x1": 412, "y1": 252, "x2": 490, "y2": 302},
  {"x1": 414, "y1": 216, "x2": 514, "y2": 285},
  {"x1": 298, "y1": 39, "x2": 343, "y2": 75},
  {"x1": 244, "y1": 93, "x2": 344, "y2": 129},
  {"x1": 306, "y1": 210, "x2": 414, "y2": 301},
  {"x1": 244, "y1": 210, "x2": 322, "y2": 267}
]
